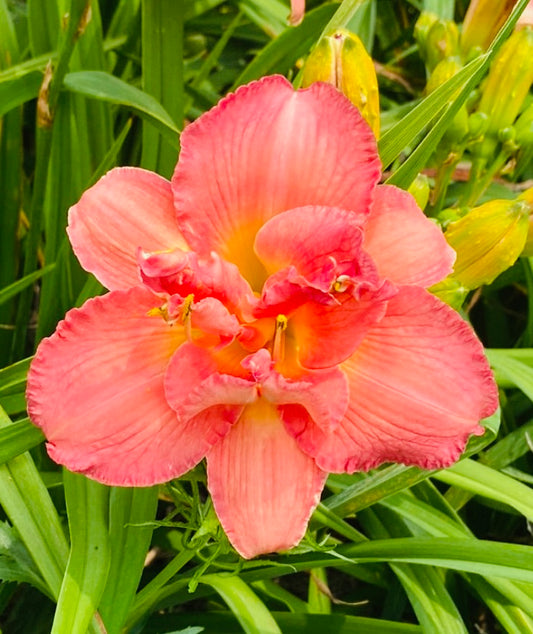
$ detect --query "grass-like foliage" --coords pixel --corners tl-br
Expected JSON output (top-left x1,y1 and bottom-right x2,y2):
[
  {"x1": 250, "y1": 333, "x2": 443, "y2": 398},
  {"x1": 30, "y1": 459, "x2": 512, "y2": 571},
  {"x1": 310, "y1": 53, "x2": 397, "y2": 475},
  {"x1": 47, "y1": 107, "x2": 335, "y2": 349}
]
[{"x1": 1, "y1": 0, "x2": 533, "y2": 632}]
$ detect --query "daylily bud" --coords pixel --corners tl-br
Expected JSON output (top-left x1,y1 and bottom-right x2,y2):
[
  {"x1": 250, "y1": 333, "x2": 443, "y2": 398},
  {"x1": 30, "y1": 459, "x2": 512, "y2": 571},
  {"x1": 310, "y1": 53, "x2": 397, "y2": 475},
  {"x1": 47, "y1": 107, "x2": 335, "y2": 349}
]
[
  {"x1": 517, "y1": 187, "x2": 533, "y2": 256},
  {"x1": 468, "y1": 112, "x2": 489, "y2": 140},
  {"x1": 414, "y1": 11, "x2": 438, "y2": 61},
  {"x1": 512, "y1": 103, "x2": 533, "y2": 178},
  {"x1": 478, "y1": 27, "x2": 533, "y2": 136},
  {"x1": 461, "y1": 0, "x2": 517, "y2": 55},
  {"x1": 430, "y1": 277, "x2": 469, "y2": 310},
  {"x1": 444, "y1": 198, "x2": 530, "y2": 288},
  {"x1": 301, "y1": 30, "x2": 380, "y2": 138},
  {"x1": 408, "y1": 174, "x2": 430, "y2": 211},
  {"x1": 424, "y1": 19, "x2": 460, "y2": 71}
]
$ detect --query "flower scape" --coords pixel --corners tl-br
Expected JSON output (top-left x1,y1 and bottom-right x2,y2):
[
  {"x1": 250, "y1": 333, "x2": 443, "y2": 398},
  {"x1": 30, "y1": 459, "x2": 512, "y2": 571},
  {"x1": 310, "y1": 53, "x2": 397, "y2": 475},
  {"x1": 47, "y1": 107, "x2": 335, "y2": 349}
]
[{"x1": 26, "y1": 75, "x2": 498, "y2": 559}]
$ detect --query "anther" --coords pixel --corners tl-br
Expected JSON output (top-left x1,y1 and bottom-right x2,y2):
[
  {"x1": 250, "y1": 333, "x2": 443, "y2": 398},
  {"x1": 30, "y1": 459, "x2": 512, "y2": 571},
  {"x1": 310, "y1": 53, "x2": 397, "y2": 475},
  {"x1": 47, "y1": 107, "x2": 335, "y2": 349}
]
[
  {"x1": 181, "y1": 294, "x2": 195, "y2": 340},
  {"x1": 272, "y1": 314, "x2": 288, "y2": 362},
  {"x1": 332, "y1": 275, "x2": 352, "y2": 293}
]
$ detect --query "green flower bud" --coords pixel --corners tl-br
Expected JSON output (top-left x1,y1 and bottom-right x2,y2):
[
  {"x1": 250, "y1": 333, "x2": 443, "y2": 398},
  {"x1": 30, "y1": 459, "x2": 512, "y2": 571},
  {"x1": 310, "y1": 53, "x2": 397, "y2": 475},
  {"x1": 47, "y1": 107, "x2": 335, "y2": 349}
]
[
  {"x1": 430, "y1": 277, "x2": 469, "y2": 310},
  {"x1": 414, "y1": 11, "x2": 439, "y2": 61},
  {"x1": 302, "y1": 30, "x2": 380, "y2": 137},
  {"x1": 478, "y1": 27, "x2": 533, "y2": 136},
  {"x1": 444, "y1": 198, "x2": 530, "y2": 288},
  {"x1": 461, "y1": 0, "x2": 517, "y2": 55},
  {"x1": 408, "y1": 174, "x2": 430, "y2": 211},
  {"x1": 468, "y1": 111, "x2": 489, "y2": 139},
  {"x1": 513, "y1": 104, "x2": 533, "y2": 178},
  {"x1": 424, "y1": 19, "x2": 460, "y2": 71}
]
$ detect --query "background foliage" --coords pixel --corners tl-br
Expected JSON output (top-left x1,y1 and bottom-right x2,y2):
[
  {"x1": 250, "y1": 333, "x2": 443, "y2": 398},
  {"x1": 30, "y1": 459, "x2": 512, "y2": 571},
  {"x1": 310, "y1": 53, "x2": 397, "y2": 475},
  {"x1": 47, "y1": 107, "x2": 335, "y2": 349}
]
[{"x1": 1, "y1": 0, "x2": 533, "y2": 632}]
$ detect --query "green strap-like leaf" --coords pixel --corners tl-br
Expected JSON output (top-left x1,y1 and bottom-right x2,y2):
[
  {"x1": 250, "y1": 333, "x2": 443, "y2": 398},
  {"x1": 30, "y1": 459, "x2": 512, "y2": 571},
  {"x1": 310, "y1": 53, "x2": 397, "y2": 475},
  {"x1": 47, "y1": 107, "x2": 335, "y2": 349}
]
[
  {"x1": 200, "y1": 574, "x2": 282, "y2": 634},
  {"x1": 51, "y1": 471, "x2": 110, "y2": 634},
  {"x1": 63, "y1": 71, "x2": 180, "y2": 148}
]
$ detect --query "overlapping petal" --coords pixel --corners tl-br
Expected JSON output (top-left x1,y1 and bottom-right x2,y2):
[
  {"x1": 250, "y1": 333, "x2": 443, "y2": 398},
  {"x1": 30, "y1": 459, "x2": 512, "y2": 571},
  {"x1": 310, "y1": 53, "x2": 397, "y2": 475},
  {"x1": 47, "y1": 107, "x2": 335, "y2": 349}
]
[
  {"x1": 364, "y1": 185, "x2": 456, "y2": 287},
  {"x1": 287, "y1": 281, "x2": 395, "y2": 369},
  {"x1": 172, "y1": 75, "x2": 380, "y2": 287},
  {"x1": 286, "y1": 287, "x2": 498, "y2": 472},
  {"x1": 26, "y1": 287, "x2": 218, "y2": 486},
  {"x1": 206, "y1": 399, "x2": 327, "y2": 558},
  {"x1": 254, "y1": 206, "x2": 367, "y2": 283},
  {"x1": 138, "y1": 248, "x2": 256, "y2": 318},
  {"x1": 68, "y1": 168, "x2": 187, "y2": 291}
]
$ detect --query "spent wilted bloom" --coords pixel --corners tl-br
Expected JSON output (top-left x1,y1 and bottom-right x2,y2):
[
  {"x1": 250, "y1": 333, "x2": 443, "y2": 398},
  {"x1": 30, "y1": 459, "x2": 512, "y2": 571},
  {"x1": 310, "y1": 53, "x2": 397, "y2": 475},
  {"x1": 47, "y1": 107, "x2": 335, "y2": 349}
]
[{"x1": 27, "y1": 76, "x2": 498, "y2": 558}]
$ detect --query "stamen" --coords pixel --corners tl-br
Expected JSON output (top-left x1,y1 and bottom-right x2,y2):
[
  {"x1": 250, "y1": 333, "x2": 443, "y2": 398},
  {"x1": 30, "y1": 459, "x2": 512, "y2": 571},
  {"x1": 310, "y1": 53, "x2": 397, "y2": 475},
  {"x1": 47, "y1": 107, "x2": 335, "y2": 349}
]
[
  {"x1": 272, "y1": 314, "x2": 288, "y2": 362},
  {"x1": 332, "y1": 275, "x2": 352, "y2": 293},
  {"x1": 181, "y1": 294, "x2": 195, "y2": 341}
]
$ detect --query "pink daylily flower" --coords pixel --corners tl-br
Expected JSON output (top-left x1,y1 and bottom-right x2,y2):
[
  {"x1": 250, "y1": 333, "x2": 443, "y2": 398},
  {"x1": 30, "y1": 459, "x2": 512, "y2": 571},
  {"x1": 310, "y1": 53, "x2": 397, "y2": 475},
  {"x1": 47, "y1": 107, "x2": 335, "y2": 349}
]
[{"x1": 27, "y1": 76, "x2": 498, "y2": 559}]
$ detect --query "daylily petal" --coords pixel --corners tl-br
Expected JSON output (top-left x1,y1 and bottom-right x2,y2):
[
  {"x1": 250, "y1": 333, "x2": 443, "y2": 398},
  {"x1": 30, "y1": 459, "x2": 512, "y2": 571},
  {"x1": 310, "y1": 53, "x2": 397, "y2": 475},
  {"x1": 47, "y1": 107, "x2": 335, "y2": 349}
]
[
  {"x1": 139, "y1": 248, "x2": 257, "y2": 319},
  {"x1": 206, "y1": 399, "x2": 327, "y2": 558},
  {"x1": 242, "y1": 349, "x2": 349, "y2": 432},
  {"x1": 164, "y1": 343, "x2": 256, "y2": 422},
  {"x1": 254, "y1": 205, "x2": 368, "y2": 285},
  {"x1": 364, "y1": 185, "x2": 456, "y2": 287},
  {"x1": 286, "y1": 287, "x2": 498, "y2": 471},
  {"x1": 288, "y1": 280, "x2": 395, "y2": 369},
  {"x1": 26, "y1": 287, "x2": 217, "y2": 486},
  {"x1": 172, "y1": 75, "x2": 380, "y2": 288},
  {"x1": 68, "y1": 167, "x2": 187, "y2": 291}
]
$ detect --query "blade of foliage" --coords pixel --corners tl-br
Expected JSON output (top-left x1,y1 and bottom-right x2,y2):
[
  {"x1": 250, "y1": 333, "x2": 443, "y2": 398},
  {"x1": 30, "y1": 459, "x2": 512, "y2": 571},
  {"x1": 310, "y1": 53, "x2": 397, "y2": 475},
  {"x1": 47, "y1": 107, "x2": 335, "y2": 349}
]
[
  {"x1": 0, "y1": 265, "x2": 55, "y2": 307},
  {"x1": 0, "y1": 521, "x2": 49, "y2": 597},
  {"x1": 142, "y1": 611, "x2": 423, "y2": 633},
  {"x1": 98, "y1": 486, "x2": 159, "y2": 634},
  {"x1": 51, "y1": 471, "x2": 110, "y2": 634},
  {"x1": 423, "y1": 0, "x2": 454, "y2": 19},
  {"x1": 385, "y1": 0, "x2": 531, "y2": 187},
  {"x1": 63, "y1": 71, "x2": 180, "y2": 147},
  {"x1": 141, "y1": 0, "x2": 184, "y2": 177},
  {"x1": 434, "y1": 459, "x2": 533, "y2": 521},
  {"x1": 0, "y1": 407, "x2": 68, "y2": 598},
  {"x1": 0, "y1": 358, "x2": 30, "y2": 397},
  {"x1": 361, "y1": 506, "x2": 469, "y2": 634},
  {"x1": 237, "y1": 0, "x2": 287, "y2": 37},
  {"x1": 0, "y1": 72, "x2": 42, "y2": 118},
  {"x1": 12, "y1": 0, "x2": 92, "y2": 358},
  {"x1": 200, "y1": 574, "x2": 282, "y2": 634},
  {"x1": 487, "y1": 349, "x2": 533, "y2": 401},
  {"x1": 378, "y1": 56, "x2": 485, "y2": 169},
  {"x1": 320, "y1": 0, "x2": 375, "y2": 37},
  {"x1": 233, "y1": 4, "x2": 337, "y2": 88},
  {"x1": 0, "y1": 419, "x2": 44, "y2": 465}
]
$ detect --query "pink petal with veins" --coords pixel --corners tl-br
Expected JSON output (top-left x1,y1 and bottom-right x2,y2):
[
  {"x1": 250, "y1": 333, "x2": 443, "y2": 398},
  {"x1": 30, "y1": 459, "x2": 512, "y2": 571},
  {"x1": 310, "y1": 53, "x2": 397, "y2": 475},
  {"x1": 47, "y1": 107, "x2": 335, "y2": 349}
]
[
  {"x1": 26, "y1": 287, "x2": 223, "y2": 486},
  {"x1": 207, "y1": 399, "x2": 326, "y2": 558},
  {"x1": 68, "y1": 168, "x2": 187, "y2": 291},
  {"x1": 364, "y1": 185, "x2": 455, "y2": 288},
  {"x1": 287, "y1": 287, "x2": 498, "y2": 472},
  {"x1": 172, "y1": 76, "x2": 380, "y2": 287}
]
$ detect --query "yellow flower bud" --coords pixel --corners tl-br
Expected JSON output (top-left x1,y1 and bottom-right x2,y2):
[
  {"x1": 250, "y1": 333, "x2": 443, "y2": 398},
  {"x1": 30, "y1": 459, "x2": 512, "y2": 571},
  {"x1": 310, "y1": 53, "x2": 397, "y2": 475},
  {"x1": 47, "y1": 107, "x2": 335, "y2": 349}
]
[
  {"x1": 301, "y1": 30, "x2": 380, "y2": 138},
  {"x1": 461, "y1": 0, "x2": 517, "y2": 55},
  {"x1": 518, "y1": 187, "x2": 533, "y2": 256},
  {"x1": 444, "y1": 198, "x2": 530, "y2": 288},
  {"x1": 478, "y1": 27, "x2": 533, "y2": 135}
]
